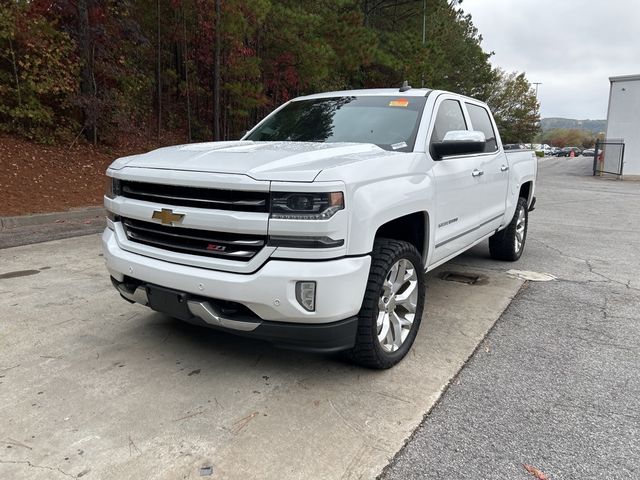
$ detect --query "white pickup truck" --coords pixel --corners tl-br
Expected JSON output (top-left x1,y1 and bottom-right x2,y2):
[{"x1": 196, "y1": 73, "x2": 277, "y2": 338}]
[{"x1": 103, "y1": 87, "x2": 536, "y2": 369}]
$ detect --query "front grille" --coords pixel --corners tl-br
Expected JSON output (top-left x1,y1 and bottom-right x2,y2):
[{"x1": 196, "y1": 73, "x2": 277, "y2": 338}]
[
  {"x1": 121, "y1": 217, "x2": 265, "y2": 261},
  {"x1": 119, "y1": 180, "x2": 269, "y2": 212}
]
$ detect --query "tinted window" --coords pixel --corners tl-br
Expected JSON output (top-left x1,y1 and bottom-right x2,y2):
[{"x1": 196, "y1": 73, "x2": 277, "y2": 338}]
[
  {"x1": 466, "y1": 103, "x2": 498, "y2": 152},
  {"x1": 430, "y1": 99, "x2": 467, "y2": 144},
  {"x1": 246, "y1": 96, "x2": 427, "y2": 152}
]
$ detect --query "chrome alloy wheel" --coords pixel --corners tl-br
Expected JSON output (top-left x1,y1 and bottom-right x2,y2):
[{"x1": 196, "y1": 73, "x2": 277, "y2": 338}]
[
  {"x1": 376, "y1": 259, "x2": 419, "y2": 352},
  {"x1": 514, "y1": 206, "x2": 526, "y2": 253}
]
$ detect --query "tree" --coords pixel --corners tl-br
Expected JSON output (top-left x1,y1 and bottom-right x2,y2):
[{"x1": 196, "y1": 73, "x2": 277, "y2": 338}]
[
  {"x1": 356, "y1": 0, "x2": 496, "y2": 96},
  {"x1": 0, "y1": 0, "x2": 539, "y2": 145},
  {"x1": 0, "y1": 3, "x2": 79, "y2": 142},
  {"x1": 536, "y1": 128, "x2": 600, "y2": 148},
  {"x1": 213, "y1": 0, "x2": 221, "y2": 140},
  {"x1": 486, "y1": 69, "x2": 540, "y2": 144},
  {"x1": 77, "y1": 0, "x2": 96, "y2": 143}
]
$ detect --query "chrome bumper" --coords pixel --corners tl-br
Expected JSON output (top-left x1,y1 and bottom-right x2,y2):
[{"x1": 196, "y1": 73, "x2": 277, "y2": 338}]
[{"x1": 113, "y1": 281, "x2": 260, "y2": 332}]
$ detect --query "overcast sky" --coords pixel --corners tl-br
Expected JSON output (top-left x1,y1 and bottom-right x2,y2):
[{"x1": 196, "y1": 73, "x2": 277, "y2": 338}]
[{"x1": 461, "y1": 0, "x2": 640, "y2": 119}]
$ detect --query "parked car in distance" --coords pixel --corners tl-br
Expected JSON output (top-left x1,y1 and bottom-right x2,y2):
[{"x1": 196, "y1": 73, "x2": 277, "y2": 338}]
[
  {"x1": 550, "y1": 147, "x2": 562, "y2": 156},
  {"x1": 581, "y1": 148, "x2": 596, "y2": 157},
  {"x1": 558, "y1": 147, "x2": 582, "y2": 157}
]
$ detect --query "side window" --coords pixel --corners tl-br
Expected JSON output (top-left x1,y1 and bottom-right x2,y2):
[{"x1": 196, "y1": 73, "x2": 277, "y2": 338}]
[
  {"x1": 430, "y1": 99, "x2": 467, "y2": 144},
  {"x1": 466, "y1": 103, "x2": 498, "y2": 153}
]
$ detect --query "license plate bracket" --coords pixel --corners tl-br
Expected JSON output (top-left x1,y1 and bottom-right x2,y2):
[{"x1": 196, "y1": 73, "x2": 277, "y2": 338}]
[{"x1": 146, "y1": 285, "x2": 192, "y2": 321}]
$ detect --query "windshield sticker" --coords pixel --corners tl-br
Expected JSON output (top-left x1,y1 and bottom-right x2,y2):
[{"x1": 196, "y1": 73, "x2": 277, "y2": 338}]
[
  {"x1": 389, "y1": 98, "x2": 409, "y2": 107},
  {"x1": 391, "y1": 142, "x2": 408, "y2": 150}
]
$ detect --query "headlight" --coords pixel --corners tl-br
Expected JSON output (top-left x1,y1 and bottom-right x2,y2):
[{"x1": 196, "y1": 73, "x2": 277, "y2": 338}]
[
  {"x1": 105, "y1": 176, "x2": 121, "y2": 199},
  {"x1": 270, "y1": 192, "x2": 344, "y2": 220}
]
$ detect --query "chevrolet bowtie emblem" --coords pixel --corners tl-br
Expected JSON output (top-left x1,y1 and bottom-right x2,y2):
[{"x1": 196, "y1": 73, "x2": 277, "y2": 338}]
[{"x1": 151, "y1": 208, "x2": 185, "y2": 225}]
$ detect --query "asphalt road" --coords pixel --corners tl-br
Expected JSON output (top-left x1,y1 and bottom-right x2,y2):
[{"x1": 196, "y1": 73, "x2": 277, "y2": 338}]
[{"x1": 382, "y1": 157, "x2": 640, "y2": 479}]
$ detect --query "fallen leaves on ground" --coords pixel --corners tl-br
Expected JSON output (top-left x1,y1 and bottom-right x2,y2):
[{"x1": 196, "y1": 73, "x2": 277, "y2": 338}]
[
  {"x1": 523, "y1": 463, "x2": 550, "y2": 480},
  {"x1": 1, "y1": 131, "x2": 185, "y2": 216}
]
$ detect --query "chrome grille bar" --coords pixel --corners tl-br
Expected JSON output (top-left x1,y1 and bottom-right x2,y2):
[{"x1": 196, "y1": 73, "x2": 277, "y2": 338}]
[
  {"x1": 120, "y1": 181, "x2": 269, "y2": 212},
  {"x1": 121, "y1": 217, "x2": 265, "y2": 261}
]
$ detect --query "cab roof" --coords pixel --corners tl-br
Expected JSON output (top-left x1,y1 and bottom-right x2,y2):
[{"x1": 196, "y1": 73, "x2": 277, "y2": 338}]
[{"x1": 295, "y1": 88, "x2": 433, "y2": 100}]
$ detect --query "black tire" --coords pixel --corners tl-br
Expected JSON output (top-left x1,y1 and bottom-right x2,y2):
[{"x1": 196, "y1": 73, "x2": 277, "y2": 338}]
[
  {"x1": 345, "y1": 238, "x2": 426, "y2": 369},
  {"x1": 489, "y1": 196, "x2": 528, "y2": 261}
]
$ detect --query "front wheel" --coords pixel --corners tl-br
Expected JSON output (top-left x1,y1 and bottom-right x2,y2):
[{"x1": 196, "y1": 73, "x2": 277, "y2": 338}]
[
  {"x1": 346, "y1": 239, "x2": 425, "y2": 369},
  {"x1": 489, "y1": 196, "x2": 528, "y2": 261}
]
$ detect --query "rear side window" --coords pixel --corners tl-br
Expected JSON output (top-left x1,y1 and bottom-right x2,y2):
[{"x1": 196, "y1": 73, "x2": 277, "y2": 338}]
[
  {"x1": 430, "y1": 99, "x2": 467, "y2": 144},
  {"x1": 466, "y1": 103, "x2": 498, "y2": 153}
]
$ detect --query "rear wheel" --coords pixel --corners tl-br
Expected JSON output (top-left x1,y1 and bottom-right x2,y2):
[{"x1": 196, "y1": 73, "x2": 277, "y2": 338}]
[
  {"x1": 346, "y1": 239, "x2": 425, "y2": 369},
  {"x1": 489, "y1": 196, "x2": 528, "y2": 261}
]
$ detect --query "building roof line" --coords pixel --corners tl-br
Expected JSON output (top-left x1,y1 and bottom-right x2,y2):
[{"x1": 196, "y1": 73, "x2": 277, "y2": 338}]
[{"x1": 609, "y1": 74, "x2": 640, "y2": 83}]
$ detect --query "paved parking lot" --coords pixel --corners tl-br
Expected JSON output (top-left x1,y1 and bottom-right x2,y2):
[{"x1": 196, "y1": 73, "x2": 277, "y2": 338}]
[
  {"x1": 1, "y1": 226, "x2": 522, "y2": 478},
  {"x1": 3, "y1": 156, "x2": 630, "y2": 480},
  {"x1": 383, "y1": 157, "x2": 640, "y2": 479}
]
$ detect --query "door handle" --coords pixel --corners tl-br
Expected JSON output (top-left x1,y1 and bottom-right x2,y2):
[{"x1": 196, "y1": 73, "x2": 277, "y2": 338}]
[
  {"x1": 471, "y1": 169, "x2": 484, "y2": 177},
  {"x1": 500, "y1": 165, "x2": 509, "y2": 172}
]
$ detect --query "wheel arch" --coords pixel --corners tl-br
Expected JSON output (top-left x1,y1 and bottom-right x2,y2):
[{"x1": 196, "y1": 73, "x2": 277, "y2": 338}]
[
  {"x1": 519, "y1": 180, "x2": 534, "y2": 206},
  {"x1": 373, "y1": 211, "x2": 430, "y2": 262}
]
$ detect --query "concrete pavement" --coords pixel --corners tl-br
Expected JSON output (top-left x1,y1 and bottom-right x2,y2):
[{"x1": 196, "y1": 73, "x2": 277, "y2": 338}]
[
  {"x1": 0, "y1": 231, "x2": 522, "y2": 478},
  {"x1": 382, "y1": 156, "x2": 640, "y2": 479},
  {"x1": 4, "y1": 156, "x2": 632, "y2": 480}
]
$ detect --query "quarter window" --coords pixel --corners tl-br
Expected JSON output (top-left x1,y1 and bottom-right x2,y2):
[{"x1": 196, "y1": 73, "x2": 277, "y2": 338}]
[
  {"x1": 466, "y1": 103, "x2": 498, "y2": 152},
  {"x1": 430, "y1": 99, "x2": 467, "y2": 144}
]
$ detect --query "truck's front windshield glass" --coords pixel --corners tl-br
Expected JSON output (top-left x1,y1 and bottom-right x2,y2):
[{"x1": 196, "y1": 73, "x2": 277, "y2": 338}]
[{"x1": 245, "y1": 96, "x2": 427, "y2": 152}]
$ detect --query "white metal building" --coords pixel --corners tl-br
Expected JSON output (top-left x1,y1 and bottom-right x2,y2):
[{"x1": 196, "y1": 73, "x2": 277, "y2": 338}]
[{"x1": 605, "y1": 74, "x2": 640, "y2": 177}]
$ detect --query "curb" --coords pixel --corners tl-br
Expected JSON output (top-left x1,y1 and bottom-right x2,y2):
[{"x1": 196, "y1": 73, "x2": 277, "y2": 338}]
[{"x1": 0, "y1": 206, "x2": 105, "y2": 230}]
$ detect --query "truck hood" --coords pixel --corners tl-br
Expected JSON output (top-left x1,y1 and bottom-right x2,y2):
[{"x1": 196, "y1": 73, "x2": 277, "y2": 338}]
[{"x1": 109, "y1": 141, "x2": 385, "y2": 182}]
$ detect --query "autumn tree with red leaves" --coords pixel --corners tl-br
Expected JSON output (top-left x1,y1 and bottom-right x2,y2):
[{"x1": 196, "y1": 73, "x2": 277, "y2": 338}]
[{"x1": 0, "y1": 0, "x2": 537, "y2": 144}]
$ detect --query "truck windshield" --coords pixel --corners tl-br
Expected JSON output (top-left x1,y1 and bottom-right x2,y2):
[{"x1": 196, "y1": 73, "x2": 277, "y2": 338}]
[{"x1": 245, "y1": 96, "x2": 427, "y2": 152}]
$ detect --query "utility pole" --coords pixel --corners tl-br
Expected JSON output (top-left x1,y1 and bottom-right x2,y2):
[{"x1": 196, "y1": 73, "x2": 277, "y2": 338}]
[{"x1": 533, "y1": 82, "x2": 542, "y2": 98}]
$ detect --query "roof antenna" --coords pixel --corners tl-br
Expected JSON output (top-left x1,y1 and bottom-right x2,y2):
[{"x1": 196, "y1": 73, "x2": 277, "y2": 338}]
[{"x1": 399, "y1": 80, "x2": 412, "y2": 92}]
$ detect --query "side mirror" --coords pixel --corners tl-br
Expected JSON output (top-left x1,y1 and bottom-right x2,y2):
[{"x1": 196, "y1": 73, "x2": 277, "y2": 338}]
[{"x1": 432, "y1": 130, "x2": 486, "y2": 159}]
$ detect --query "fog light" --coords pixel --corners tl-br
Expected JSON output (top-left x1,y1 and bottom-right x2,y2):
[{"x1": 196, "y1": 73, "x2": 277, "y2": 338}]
[{"x1": 295, "y1": 281, "x2": 316, "y2": 312}]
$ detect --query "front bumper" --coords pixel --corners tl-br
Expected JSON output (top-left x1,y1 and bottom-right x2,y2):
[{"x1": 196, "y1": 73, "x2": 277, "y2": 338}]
[
  {"x1": 103, "y1": 228, "x2": 371, "y2": 324},
  {"x1": 112, "y1": 276, "x2": 358, "y2": 353}
]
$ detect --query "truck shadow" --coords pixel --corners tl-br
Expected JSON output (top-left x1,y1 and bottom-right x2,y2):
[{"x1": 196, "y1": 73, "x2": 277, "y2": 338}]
[
  {"x1": 115, "y1": 241, "x2": 500, "y2": 377},
  {"x1": 122, "y1": 309, "x2": 353, "y2": 374}
]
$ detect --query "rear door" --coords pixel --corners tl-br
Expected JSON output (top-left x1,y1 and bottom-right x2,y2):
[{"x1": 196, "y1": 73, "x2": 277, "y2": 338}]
[
  {"x1": 430, "y1": 96, "x2": 485, "y2": 264},
  {"x1": 464, "y1": 101, "x2": 509, "y2": 235}
]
